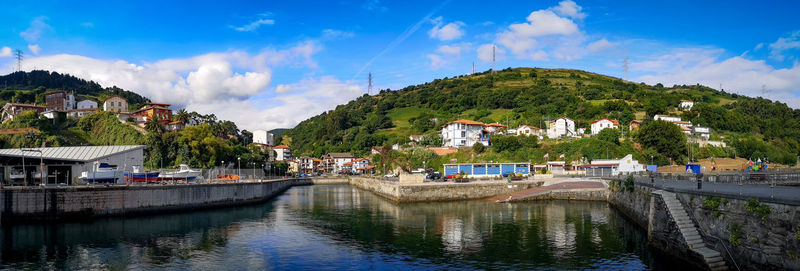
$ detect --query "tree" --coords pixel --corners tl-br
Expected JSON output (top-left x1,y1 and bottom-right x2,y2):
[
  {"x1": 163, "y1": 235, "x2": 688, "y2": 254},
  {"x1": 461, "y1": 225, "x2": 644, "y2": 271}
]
[
  {"x1": 596, "y1": 128, "x2": 621, "y2": 145},
  {"x1": 473, "y1": 142, "x2": 486, "y2": 153},
  {"x1": 636, "y1": 120, "x2": 686, "y2": 163},
  {"x1": 173, "y1": 109, "x2": 190, "y2": 123},
  {"x1": 145, "y1": 115, "x2": 165, "y2": 135}
]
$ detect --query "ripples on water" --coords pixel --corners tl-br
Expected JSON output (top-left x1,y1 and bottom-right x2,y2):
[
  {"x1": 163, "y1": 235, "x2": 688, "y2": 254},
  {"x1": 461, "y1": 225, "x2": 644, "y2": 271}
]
[{"x1": 0, "y1": 185, "x2": 683, "y2": 270}]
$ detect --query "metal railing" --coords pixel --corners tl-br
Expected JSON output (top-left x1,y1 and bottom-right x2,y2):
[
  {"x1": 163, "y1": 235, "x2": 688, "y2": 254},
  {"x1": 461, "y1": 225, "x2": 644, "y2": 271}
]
[{"x1": 677, "y1": 195, "x2": 741, "y2": 271}]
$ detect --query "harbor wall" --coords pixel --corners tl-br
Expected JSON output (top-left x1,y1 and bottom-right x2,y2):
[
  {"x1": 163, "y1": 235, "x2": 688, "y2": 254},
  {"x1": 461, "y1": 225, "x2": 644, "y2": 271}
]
[
  {"x1": 348, "y1": 177, "x2": 542, "y2": 202},
  {"x1": 0, "y1": 178, "x2": 311, "y2": 222}
]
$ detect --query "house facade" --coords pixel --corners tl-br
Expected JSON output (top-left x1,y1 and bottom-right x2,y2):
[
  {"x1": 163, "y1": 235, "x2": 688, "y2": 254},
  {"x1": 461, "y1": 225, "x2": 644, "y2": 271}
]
[
  {"x1": 546, "y1": 117, "x2": 576, "y2": 138},
  {"x1": 273, "y1": 145, "x2": 293, "y2": 161},
  {"x1": 132, "y1": 103, "x2": 172, "y2": 124},
  {"x1": 253, "y1": 130, "x2": 274, "y2": 146},
  {"x1": 653, "y1": 115, "x2": 681, "y2": 122},
  {"x1": 680, "y1": 100, "x2": 694, "y2": 110},
  {"x1": 590, "y1": 118, "x2": 620, "y2": 135},
  {"x1": 1, "y1": 103, "x2": 45, "y2": 120},
  {"x1": 323, "y1": 153, "x2": 354, "y2": 173},
  {"x1": 692, "y1": 126, "x2": 711, "y2": 139},
  {"x1": 440, "y1": 119, "x2": 489, "y2": 148},
  {"x1": 77, "y1": 100, "x2": 98, "y2": 110},
  {"x1": 352, "y1": 158, "x2": 371, "y2": 174},
  {"x1": 515, "y1": 125, "x2": 542, "y2": 137},
  {"x1": 579, "y1": 154, "x2": 645, "y2": 177},
  {"x1": 299, "y1": 156, "x2": 315, "y2": 173},
  {"x1": 165, "y1": 121, "x2": 185, "y2": 132},
  {"x1": 629, "y1": 120, "x2": 642, "y2": 131},
  {"x1": 103, "y1": 95, "x2": 129, "y2": 113},
  {"x1": 45, "y1": 91, "x2": 75, "y2": 111},
  {"x1": 66, "y1": 108, "x2": 98, "y2": 119}
]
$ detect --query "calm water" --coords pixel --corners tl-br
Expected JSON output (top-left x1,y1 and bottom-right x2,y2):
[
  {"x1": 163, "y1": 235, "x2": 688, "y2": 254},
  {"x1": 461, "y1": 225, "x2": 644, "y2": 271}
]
[{"x1": 0, "y1": 185, "x2": 684, "y2": 270}]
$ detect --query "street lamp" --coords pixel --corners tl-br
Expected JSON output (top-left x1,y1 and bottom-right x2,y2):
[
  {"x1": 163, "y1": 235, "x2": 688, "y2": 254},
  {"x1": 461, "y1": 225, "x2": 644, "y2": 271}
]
[
  {"x1": 22, "y1": 149, "x2": 43, "y2": 186},
  {"x1": 222, "y1": 161, "x2": 225, "y2": 178},
  {"x1": 237, "y1": 157, "x2": 241, "y2": 181}
]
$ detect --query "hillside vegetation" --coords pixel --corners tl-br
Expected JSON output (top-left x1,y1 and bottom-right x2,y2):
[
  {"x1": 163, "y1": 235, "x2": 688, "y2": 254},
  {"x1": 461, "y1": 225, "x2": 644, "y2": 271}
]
[
  {"x1": 0, "y1": 70, "x2": 149, "y2": 109},
  {"x1": 285, "y1": 68, "x2": 800, "y2": 167}
]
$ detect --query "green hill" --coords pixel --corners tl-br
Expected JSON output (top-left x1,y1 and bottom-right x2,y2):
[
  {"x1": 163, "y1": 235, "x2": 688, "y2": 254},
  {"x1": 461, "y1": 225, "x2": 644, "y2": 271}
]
[
  {"x1": 284, "y1": 67, "x2": 800, "y2": 167},
  {"x1": 0, "y1": 70, "x2": 150, "y2": 109}
]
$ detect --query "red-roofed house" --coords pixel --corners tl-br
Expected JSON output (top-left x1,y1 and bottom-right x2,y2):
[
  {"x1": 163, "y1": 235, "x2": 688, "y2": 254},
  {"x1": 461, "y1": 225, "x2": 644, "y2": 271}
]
[
  {"x1": 515, "y1": 125, "x2": 542, "y2": 137},
  {"x1": 273, "y1": 145, "x2": 293, "y2": 161},
  {"x1": 484, "y1": 123, "x2": 508, "y2": 134},
  {"x1": 590, "y1": 118, "x2": 620, "y2": 135}
]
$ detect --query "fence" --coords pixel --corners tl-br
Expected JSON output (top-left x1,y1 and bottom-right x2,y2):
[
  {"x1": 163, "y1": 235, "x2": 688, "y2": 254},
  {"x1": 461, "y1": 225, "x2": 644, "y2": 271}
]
[{"x1": 651, "y1": 171, "x2": 800, "y2": 186}]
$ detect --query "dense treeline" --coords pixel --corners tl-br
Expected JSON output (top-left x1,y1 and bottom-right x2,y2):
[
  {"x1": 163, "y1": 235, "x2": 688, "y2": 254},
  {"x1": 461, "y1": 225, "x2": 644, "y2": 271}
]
[{"x1": 285, "y1": 67, "x2": 799, "y2": 166}]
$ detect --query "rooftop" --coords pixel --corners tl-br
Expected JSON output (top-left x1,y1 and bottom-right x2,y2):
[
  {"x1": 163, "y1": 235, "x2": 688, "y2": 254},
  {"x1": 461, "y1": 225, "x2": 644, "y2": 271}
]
[
  {"x1": 447, "y1": 119, "x2": 484, "y2": 126},
  {"x1": 274, "y1": 145, "x2": 290, "y2": 149},
  {"x1": 0, "y1": 145, "x2": 145, "y2": 162}
]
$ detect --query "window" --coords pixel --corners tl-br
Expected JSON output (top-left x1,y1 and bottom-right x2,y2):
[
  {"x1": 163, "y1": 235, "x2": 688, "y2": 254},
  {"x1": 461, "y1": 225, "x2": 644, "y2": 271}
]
[
  {"x1": 118, "y1": 102, "x2": 122, "y2": 106},
  {"x1": 461, "y1": 131, "x2": 466, "y2": 137}
]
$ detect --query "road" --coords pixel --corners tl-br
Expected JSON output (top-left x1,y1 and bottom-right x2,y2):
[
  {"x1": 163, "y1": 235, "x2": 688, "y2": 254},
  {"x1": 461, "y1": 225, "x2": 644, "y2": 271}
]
[{"x1": 634, "y1": 177, "x2": 800, "y2": 205}]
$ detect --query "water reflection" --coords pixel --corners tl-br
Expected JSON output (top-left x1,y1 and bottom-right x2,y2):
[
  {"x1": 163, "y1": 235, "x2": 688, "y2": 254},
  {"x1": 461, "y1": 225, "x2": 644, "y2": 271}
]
[{"x1": 0, "y1": 185, "x2": 680, "y2": 270}]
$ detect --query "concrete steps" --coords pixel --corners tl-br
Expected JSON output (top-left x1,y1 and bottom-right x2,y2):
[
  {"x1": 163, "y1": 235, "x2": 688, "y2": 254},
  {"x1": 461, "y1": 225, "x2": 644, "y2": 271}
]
[{"x1": 656, "y1": 191, "x2": 729, "y2": 271}]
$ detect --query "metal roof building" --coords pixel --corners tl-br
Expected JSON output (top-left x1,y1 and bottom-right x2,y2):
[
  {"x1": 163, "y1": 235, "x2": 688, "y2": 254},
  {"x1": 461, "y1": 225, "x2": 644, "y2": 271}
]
[{"x1": 0, "y1": 145, "x2": 145, "y2": 186}]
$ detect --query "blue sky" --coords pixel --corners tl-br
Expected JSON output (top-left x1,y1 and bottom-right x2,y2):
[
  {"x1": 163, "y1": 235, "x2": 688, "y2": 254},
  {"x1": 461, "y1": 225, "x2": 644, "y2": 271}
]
[{"x1": 1, "y1": 0, "x2": 799, "y2": 130}]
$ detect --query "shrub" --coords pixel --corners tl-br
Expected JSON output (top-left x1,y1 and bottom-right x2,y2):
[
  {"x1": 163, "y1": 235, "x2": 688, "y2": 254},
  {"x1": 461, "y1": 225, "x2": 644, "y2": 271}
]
[
  {"x1": 623, "y1": 175, "x2": 635, "y2": 192},
  {"x1": 472, "y1": 142, "x2": 486, "y2": 153},
  {"x1": 729, "y1": 222, "x2": 743, "y2": 247},
  {"x1": 744, "y1": 198, "x2": 772, "y2": 222},
  {"x1": 703, "y1": 196, "x2": 723, "y2": 218}
]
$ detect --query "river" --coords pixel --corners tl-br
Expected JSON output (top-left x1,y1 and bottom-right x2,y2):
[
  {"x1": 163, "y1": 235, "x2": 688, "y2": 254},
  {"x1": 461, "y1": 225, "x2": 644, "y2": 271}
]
[{"x1": 0, "y1": 184, "x2": 686, "y2": 270}]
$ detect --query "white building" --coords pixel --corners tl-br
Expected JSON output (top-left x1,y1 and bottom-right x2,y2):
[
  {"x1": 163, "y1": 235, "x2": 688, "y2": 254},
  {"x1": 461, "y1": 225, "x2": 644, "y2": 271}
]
[
  {"x1": 253, "y1": 130, "x2": 274, "y2": 146},
  {"x1": 77, "y1": 100, "x2": 98, "y2": 110},
  {"x1": 580, "y1": 154, "x2": 645, "y2": 177},
  {"x1": 273, "y1": 145, "x2": 292, "y2": 161},
  {"x1": 516, "y1": 125, "x2": 542, "y2": 137},
  {"x1": 323, "y1": 153, "x2": 355, "y2": 173},
  {"x1": 351, "y1": 158, "x2": 371, "y2": 173},
  {"x1": 653, "y1": 115, "x2": 681, "y2": 122},
  {"x1": 103, "y1": 95, "x2": 129, "y2": 113},
  {"x1": 691, "y1": 126, "x2": 711, "y2": 139},
  {"x1": 590, "y1": 118, "x2": 620, "y2": 135},
  {"x1": 441, "y1": 119, "x2": 489, "y2": 148},
  {"x1": 680, "y1": 100, "x2": 694, "y2": 110},
  {"x1": 546, "y1": 117, "x2": 576, "y2": 139}
]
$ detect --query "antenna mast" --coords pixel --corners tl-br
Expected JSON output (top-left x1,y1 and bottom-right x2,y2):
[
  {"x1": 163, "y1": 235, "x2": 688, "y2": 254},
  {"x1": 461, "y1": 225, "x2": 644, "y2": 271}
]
[
  {"x1": 367, "y1": 72, "x2": 373, "y2": 95},
  {"x1": 492, "y1": 45, "x2": 496, "y2": 74},
  {"x1": 14, "y1": 49, "x2": 23, "y2": 72},
  {"x1": 472, "y1": 62, "x2": 475, "y2": 75},
  {"x1": 622, "y1": 57, "x2": 629, "y2": 81}
]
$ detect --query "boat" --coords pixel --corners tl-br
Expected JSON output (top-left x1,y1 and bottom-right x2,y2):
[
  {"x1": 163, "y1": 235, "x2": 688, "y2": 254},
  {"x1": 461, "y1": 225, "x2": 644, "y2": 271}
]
[
  {"x1": 9, "y1": 168, "x2": 25, "y2": 180},
  {"x1": 124, "y1": 165, "x2": 160, "y2": 182},
  {"x1": 80, "y1": 162, "x2": 123, "y2": 183},
  {"x1": 160, "y1": 164, "x2": 202, "y2": 180}
]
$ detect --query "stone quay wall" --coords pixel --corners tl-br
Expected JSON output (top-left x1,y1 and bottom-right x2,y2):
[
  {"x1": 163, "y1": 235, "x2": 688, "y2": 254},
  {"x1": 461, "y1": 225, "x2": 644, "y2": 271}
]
[
  {"x1": 610, "y1": 183, "x2": 800, "y2": 270},
  {"x1": 0, "y1": 178, "x2": 311, "y2": 222},
  {"x1": 348, "y1": 177, "x2": 542, "y2": 202}
]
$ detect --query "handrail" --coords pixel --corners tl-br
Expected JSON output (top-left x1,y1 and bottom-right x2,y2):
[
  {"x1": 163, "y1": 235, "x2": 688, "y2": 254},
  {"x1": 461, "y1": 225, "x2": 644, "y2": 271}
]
[{"x1": 677, "y1": 194, "x2": 741, "y2": 271}]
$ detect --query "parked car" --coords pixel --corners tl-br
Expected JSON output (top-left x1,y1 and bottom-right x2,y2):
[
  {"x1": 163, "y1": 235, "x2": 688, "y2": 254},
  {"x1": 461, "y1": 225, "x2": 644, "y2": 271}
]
[
  {"x1": 384, "y1": 173, "x2": 397, "y2": 178},
  {"x1": 445, "y1": 174, "x2": 457, "y2": 179},
  {"x1": 425, "y1": 172, "x2": 442, "y2": 180}
]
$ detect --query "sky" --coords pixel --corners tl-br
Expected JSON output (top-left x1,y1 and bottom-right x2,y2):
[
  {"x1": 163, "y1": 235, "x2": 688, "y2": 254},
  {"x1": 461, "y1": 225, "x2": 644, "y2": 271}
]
[{"x1": 1, "y1": 0, "x2": 799, "y2": 131}]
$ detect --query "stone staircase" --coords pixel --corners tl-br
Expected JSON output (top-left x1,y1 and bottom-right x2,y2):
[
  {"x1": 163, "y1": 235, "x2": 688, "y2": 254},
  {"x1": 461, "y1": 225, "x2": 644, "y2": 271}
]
[{"x1": 659, "y1": 191, "x2": 729, "y2": 271}]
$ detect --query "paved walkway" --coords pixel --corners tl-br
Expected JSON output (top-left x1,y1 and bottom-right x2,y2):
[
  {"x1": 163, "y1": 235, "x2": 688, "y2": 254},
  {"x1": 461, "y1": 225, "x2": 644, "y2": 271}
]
[
  {"x1": 636, "y1": 177, "x2": 800, "y2": 205},
  {"x1": 488, "y1": 181, "x2": 605, "y2": 202}
]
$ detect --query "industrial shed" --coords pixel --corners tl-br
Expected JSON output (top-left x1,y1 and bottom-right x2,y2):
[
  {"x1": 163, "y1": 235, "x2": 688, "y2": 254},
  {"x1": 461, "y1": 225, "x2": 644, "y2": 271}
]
[{"x1": 0, "y1": 145, "x2": 145, "y2": 185}]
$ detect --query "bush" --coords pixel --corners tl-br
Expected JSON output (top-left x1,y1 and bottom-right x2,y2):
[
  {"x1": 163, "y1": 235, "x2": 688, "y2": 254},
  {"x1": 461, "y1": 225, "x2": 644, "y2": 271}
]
[
  {"x1": 744, "y1": 198, "x2": 772, "y2": 222},
  {"x1": 473, "y1": 142, "x2": 486, "y2": 153},
  {"x1": 623, "y1": 175, "x2": 635, "y2": 192}
]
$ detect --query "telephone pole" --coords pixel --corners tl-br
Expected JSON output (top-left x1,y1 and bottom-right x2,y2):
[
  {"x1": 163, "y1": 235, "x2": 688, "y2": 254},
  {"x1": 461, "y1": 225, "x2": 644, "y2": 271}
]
[
  {"x1": 472, "y1": 62, "x2": 475, "y2": 75},
  {"x1": 14, "y1": 49, "x2": 23, "y2": 72},
  {"x1": 622, "y1": 57, "x2": 629, "y2": 81}
]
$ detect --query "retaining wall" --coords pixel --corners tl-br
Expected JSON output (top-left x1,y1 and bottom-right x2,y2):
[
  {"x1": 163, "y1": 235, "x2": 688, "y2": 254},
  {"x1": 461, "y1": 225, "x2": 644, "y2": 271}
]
[
  {"x1": 348, "y1": 177, "x2": 542, "y2": 202},
  {"x1": 0, "y1": 178, "x2": 311, "y2": 222}
]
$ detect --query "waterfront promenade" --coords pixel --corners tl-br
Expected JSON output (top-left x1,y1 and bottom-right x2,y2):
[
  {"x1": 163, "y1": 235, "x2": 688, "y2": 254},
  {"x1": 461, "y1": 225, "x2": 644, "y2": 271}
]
[{"x1": 635, "y1": 176, "x2": 800, "y2": 205}]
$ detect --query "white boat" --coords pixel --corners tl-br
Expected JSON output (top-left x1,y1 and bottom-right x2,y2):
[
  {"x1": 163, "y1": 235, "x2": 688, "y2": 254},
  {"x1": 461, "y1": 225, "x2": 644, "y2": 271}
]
[
  {"x1": 9, "y1": 168, "x2": 25, "y2": 180},
  {"x1": 80, "y1": 162, "x2": 123, "y2": 183},
  {"x1": 160, "y1": 164, "x2": 202, "y2": 180}
]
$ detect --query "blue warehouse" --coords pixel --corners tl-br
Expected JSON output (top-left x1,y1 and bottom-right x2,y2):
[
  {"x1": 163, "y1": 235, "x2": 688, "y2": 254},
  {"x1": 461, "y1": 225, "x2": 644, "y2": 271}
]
[{"x1": 443, "y1": 163, "x2": 531, "y2": 178}]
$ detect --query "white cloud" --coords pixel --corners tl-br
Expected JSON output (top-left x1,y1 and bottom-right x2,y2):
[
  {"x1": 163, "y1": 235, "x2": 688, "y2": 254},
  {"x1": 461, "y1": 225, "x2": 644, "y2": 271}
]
[
  {"x1": 231, "y1": 13, "x2": 275, "y2": 32},
  {"x1": 428, "y1": 17, "x2": 465, "y2": 41},
  {"x1": 192, "y1": 76, "x2": 363, "y2": 130},
  {"x1": 28, "y1": 44, "x2": 41, "y2": 55},
  {"x1": 427, "y1": 54, "x2": 445, "y2": 69},
  {"x1": 477, "y1": 44, "x2": 505, "y2": 63},
  {"x1": 321, "y1": 29, "x2": 355, "y2": 40},
  {"x1": 634, "y1": 48, "x2": 800, "y2": 107},
  {"x1": 552, "y1": 0, "x2": 586, "y2": 20},
  {"x1": 0, "y1": 46, "x2": 11, "y2": 57},
  {"x1": 768, "y1": 30, "x2": 800, "y2": 61},
  {"x1": 13, "y1": 42, "x2": 319, "y2": 107},
  {"x1": 20, "y1": 16, "x2": 51, "y2": 42},
  {"x1": 275, "y1": 84, "x2": 293, "y2": 93},
  {"x1": 587, "y1": 39, "x2": 614, "y2": 53},
  {"x1": 436, "y1": 44, "x2": 466, "y2": 55},
  {"x1": 496, "y1": 9, "x2": 579, "y2": 59}
]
